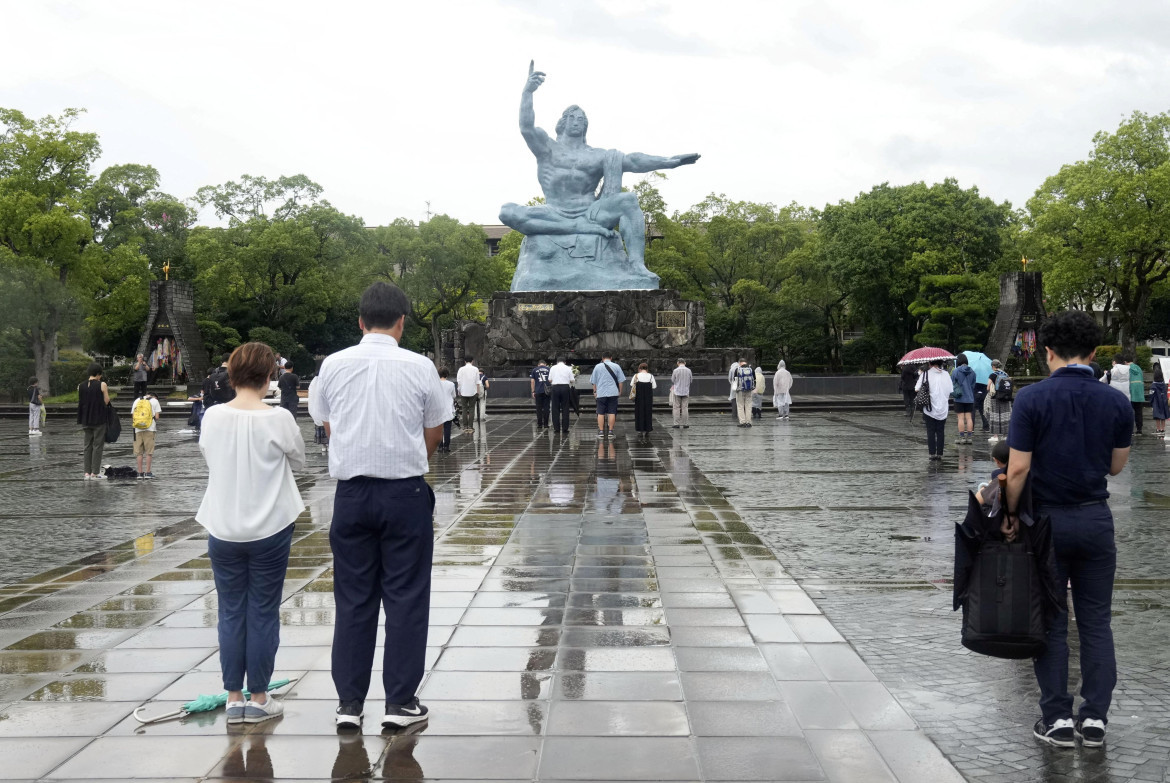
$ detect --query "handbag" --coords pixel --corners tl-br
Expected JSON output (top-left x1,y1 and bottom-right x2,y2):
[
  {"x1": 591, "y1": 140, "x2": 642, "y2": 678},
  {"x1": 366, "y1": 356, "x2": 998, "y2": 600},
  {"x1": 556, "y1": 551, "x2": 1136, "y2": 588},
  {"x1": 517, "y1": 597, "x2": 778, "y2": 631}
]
[
  {"x1": 913, "y1": 372, "x2": 932, "y2": 411},
  {"x1": 962, "y1": 538, "x2": 1047, "y2": 659},
  {"x1": 104, "y1": 403, "x2": 121, "y2": 443}
]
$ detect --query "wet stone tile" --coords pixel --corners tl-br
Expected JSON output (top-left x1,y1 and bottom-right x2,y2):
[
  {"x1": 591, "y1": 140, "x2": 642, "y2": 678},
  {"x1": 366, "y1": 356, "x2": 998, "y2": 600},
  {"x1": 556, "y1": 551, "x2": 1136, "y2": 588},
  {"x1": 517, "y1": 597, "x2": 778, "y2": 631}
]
[
  {"x1": 540, "y1": 736, "x2": 699, "y2": 780},
  {"x1": 674, "y1": 646, "x2": 769, "y2": 672},
  {"x1": 0, "y1": 700, "x2": 132, "y2": 737},
  {"x1": 688, "y1": 700, "x2": 802, "y2": 737},
  {"x1": 556, "y1": 647, "x2": 676, "y2": 672},
  {"x1": 0, "y1": 736, "x2": 92, "y2": 779},
  {"x1": 546, "y1": 700, "x2": 690, "y2": 736},
  {"x1": 419, "y1": 671, "x2": 553, "y2": 700},
  {"x1": 447, "y1": 626, "x2": 561, "y2": 647},
  {"x1": 680, "y1": 671, "x2": 781, "y2": 701},
  {"x1": 696, "y1": 735, "x2": 824, "y2": 781},
  {"x1": 554, "y1": 672, "x2": 683, "y2": 701},
  {"x1": 23, "y1": 672, "x2": 177, "y2": 702},
  {"x1": 434, "y1": 647, "x2": 557, "y2": 672}
]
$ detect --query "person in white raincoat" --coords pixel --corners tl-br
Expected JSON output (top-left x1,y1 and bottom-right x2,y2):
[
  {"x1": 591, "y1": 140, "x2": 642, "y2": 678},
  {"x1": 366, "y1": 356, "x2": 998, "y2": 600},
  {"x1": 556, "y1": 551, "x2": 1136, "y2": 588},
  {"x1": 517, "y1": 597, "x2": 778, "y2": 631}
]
[{"x1": 773, "y1": 361, "x2": 793, "y2": 419}]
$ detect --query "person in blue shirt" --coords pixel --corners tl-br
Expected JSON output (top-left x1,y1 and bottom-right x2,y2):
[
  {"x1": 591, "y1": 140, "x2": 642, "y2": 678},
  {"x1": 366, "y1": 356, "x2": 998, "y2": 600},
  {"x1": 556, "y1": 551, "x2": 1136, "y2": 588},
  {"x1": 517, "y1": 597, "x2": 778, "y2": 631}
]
[
  {"x1": 1005, "y1": 311, "x2": 1132, "y2": 750},
  {"x1": 529, "y1": 359, "x2": 552, "y2": 430},
  {"x1": 589, "y1": 353, "x2": 625, "y2": 438},
  {"x1": 951, "y1": 354, "x2": 977, "y2": 445}
]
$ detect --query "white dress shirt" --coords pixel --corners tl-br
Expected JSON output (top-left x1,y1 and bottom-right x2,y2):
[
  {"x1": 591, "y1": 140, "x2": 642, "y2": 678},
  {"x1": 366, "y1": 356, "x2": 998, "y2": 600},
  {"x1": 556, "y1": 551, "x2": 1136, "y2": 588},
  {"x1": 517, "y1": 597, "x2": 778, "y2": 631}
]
[
  {"x1": 549, "y1": 362, "x2": 574, "y2": 386},
  {"x1": 309, "y1": 333, "x2": 448, "y2": 480},
  {"x1": 456, "y1": 364, "x2": 481, "y2": 397},
  {"x1": 196, "y1": 405, "x2": 306, "y2": 542}
]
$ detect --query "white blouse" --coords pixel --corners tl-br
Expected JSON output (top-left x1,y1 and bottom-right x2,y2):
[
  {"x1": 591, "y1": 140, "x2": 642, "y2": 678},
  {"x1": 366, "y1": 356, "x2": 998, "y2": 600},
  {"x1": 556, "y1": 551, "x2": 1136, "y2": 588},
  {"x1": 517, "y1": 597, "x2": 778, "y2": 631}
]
[
  {"x1": 196, "y1": 405, "x2": 306, "y2": 542},
  {"x1": 634, "y1": 371, "x2": 657, "y2": 388}
]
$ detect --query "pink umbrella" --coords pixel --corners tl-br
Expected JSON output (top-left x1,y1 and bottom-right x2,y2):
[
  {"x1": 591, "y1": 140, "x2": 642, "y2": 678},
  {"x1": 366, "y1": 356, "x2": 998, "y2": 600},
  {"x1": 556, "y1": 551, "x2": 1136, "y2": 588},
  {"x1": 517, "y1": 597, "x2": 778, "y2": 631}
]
[{"x1": 897, "y1": 347, "x2": 956, "y2": 366}]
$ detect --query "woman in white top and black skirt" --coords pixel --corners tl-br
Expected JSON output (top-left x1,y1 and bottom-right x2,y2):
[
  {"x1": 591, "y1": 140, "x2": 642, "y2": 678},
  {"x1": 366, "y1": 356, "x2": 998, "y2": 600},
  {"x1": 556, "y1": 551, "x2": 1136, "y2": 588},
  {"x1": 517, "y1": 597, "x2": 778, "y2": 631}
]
[
  {"x1": 632, "y1": 362, "x2": 657, "y2": 441},
  {"x1": 196, "y1": 342, "x2": 306, "y2": 724}
]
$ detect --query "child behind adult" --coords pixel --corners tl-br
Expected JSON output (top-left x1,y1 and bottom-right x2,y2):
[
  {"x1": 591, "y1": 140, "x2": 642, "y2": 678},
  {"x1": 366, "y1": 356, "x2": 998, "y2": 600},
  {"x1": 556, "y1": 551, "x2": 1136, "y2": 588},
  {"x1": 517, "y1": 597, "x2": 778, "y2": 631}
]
[
  {"x1": 975, "y1": 439, "x2": 1011, "y2": 514},
  {"x1": 438, "y1": 368, "x2": 457, "y2": 452},
  {"x1": 196, "y1": 342, "x2": 306, "y2": 724}
]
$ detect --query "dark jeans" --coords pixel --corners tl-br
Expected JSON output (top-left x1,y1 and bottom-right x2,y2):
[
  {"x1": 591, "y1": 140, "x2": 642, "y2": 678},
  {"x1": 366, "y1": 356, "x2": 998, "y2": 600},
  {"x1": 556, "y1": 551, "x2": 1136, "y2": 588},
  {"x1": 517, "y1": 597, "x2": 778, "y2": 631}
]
[
  {"x1": 924, "y1": 416, "x2": 946, "y2": 455},
  {"x1": 974, "y1": 386, "x2": 989, "y2": 430},
  {"x1": 208, "y1": 523, "x2": 294, "y2": 693},
  {"x1": 134, "y1": 380, "x2": 148, "y2": 397},
  {"x1": 534, "y1": 392, "x2": 551, "y2": 427},
  {"x1": 281, "y1": 402, "x2": 298, "y2": 419},
  {"x1": 1033, "y1": 502, "x2": 1117, "y2": 724},
  {"x1": 442, "y1": 420, "x2": 452, "y2": 448},
  {"x1": 331, "y1": 475, "x2": 435, "y2": 706},
  {"x1": 1132, "y1": 402, "x2": 1143, "y2": 433},
  {"x1": 550, "y1": 385, "x2": 571, "y2": 431},
  {"x1": 82, "y1": 424, "x2": 107, "y2": 474}
]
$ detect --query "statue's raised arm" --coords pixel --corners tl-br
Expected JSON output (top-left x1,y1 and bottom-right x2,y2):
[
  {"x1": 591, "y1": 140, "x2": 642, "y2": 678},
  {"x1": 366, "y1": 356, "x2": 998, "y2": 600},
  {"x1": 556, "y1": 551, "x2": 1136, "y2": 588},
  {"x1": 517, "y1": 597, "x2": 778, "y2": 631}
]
[
  {"x1": 624, "y1": 151, "x2": 701, "y2": 174},
  {"x1": 519, "y1": 61, "x2": 551, "y2": 157}
]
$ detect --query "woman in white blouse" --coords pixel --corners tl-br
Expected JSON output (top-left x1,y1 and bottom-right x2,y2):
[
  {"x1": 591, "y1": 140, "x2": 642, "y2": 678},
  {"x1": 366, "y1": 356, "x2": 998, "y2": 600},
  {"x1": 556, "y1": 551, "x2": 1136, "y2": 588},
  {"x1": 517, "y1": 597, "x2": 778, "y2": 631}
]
[{"x1": 197, "y1": 342, "x2": 306, "y2": 724}]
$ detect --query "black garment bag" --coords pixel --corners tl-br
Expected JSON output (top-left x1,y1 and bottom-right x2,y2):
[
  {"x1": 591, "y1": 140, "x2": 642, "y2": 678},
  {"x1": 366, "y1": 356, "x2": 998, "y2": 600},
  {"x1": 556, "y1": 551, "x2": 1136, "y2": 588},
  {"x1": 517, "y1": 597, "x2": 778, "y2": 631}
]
[{"x1": 953, "y1": 475, "x2": 1059, "y2": 659}]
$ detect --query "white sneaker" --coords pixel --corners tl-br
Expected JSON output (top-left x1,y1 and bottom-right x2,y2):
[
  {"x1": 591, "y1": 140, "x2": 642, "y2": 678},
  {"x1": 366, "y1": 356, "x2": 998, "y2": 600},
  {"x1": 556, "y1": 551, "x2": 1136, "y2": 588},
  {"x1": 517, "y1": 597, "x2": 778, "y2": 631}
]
[
  {"x1": 226, "y1": 700, "x2": 246, "y2": 724},
  {"x1": 243, "y1": 697, "x2": 284, "y2": 723},
  {"x1": 988, "y1": 435, "x2": 999, "y2": 442}
]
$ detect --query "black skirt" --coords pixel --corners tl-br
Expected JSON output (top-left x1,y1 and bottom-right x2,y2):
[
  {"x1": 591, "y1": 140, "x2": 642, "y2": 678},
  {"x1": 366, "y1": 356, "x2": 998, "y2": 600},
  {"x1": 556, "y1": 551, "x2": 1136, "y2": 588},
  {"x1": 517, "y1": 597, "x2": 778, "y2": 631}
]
[{"x1": 634, "y1": 381, "x2": 655, "y2": 432}]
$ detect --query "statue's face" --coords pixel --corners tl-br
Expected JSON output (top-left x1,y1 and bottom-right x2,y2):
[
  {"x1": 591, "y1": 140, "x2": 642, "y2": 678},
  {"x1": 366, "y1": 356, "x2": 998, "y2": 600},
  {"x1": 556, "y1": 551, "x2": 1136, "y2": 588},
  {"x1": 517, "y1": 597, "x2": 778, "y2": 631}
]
[{"x1": 557, "y1": 107, "x2": 588, "y2": 138}]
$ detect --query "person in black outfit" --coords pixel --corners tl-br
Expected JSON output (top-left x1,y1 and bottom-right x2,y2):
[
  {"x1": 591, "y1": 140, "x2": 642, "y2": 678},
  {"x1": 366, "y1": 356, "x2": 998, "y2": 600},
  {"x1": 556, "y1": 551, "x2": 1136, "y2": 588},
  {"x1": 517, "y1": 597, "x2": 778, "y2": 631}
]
[
  {"x1": 632, "y1": 362, "x2": 656, "y2": 441},
  {"x1": 277, "y1": 362, "x2": 300, "y2": 418},
  {"x1": 899, "y1": 363, "x2": 918, "y2": 420},
  {"x1": 77, "y1": 363, "x2": 110, "y2": 479}
]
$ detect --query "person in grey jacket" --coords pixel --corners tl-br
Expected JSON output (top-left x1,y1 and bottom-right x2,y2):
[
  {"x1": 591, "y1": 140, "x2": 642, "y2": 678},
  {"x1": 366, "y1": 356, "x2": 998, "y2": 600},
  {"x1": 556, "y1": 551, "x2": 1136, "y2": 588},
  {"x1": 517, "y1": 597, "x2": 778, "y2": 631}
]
[{"x1": 671, "y1": 359, "x2": 693, "y2": 428}]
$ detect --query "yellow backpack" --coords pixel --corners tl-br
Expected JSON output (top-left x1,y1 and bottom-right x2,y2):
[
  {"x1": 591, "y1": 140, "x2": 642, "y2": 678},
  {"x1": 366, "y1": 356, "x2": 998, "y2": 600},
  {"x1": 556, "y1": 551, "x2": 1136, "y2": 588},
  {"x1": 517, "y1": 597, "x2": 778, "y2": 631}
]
[{"x1": 132, "y1": 397, "x2": 154, "y2": 430}]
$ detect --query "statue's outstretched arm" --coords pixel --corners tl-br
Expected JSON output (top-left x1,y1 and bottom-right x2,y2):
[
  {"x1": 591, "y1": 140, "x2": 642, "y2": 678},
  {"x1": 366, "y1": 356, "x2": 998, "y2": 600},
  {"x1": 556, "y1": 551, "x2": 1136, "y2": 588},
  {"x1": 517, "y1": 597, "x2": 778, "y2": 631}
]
[
  {"x1": 623, "y1": 152, "x2": 701, "y2": 173},
  {"x1": 520, "y1": 60, "x2": 551, "y2": 157}
]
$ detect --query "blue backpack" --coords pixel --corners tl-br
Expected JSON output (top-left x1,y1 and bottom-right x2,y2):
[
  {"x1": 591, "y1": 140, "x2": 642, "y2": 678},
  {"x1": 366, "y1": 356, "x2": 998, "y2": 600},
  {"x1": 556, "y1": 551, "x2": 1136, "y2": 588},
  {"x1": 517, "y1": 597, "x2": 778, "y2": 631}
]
[{"x1": 735, "y1": 365, "x2": 755, "y2": 392}]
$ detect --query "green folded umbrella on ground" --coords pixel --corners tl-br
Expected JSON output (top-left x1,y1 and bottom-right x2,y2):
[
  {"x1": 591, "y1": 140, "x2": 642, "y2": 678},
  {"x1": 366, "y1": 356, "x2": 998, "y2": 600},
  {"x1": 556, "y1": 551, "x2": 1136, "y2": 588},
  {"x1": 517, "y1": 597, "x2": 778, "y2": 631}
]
[{"x1": 132, "y1": 677, "x2": 297, "y2": 724}]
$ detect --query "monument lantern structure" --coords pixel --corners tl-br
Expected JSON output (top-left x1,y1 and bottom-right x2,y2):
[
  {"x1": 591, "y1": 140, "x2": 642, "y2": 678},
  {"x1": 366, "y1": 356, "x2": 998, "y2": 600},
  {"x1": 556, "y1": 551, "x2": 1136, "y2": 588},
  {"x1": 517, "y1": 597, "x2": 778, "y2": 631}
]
[
  {"x1": 984, "y1": 267, "x2": 1048, "y2": 375},
  {"x1": 482, "y1": 61, "x2": 747, "y2": 376},
  {"x1": 135, "y1": 272, "x2": 209, "y2": 387}
]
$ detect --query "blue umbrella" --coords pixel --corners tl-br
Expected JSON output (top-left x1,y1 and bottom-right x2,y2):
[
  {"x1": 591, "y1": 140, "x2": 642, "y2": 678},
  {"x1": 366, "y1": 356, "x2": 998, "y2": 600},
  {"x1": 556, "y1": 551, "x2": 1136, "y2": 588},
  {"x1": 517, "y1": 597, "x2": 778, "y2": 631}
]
[{"x1": 962, "y1": 351, "x2": 993, "y2": 384}]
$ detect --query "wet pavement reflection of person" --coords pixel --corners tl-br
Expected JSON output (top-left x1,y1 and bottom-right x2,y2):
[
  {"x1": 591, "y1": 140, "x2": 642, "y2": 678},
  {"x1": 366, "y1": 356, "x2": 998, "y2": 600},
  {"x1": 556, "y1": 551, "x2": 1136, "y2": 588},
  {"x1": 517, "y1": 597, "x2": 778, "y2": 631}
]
[{"x1": 221, "y1": 733, "x2": 275, "y2": 781}]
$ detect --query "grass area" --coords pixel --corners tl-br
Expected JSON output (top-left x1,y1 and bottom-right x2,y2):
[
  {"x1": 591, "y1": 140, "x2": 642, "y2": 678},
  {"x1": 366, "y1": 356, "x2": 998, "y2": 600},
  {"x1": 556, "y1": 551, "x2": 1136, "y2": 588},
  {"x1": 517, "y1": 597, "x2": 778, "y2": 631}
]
[{"x1": 43, "y1": 389, "x2": 119, "y2": 404}]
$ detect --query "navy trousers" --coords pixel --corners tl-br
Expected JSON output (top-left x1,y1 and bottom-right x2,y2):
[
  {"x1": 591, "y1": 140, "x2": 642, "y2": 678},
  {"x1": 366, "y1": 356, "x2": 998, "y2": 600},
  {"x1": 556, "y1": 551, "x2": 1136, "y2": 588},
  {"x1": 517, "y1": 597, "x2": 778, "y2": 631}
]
[
  {"x1": 331, "y1": 475, "x2": 434, "y2": 706},
  {"x1": 208, "y1": 523, "x2": 294, "y2": 693},
  {"x1": 550, "y1": 386, "x2": 571, "y2": 432},
  {"x1": 1033, "y1": 502, "x2": 1117, "y2": 724},
  {"x1": 924, "y1": 415, "x2": 946, "y2": 455},
  {"x1": 535, "y1": 392, "x2": 551, "y2": 427}
]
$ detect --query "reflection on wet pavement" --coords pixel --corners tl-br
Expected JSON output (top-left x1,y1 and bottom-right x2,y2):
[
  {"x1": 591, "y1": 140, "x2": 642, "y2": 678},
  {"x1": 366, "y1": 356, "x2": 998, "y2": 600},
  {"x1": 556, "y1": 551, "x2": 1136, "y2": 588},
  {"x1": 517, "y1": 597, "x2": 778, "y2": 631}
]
[{"x1": 0, "y1": 416, "x2": 968, "y2": 780}]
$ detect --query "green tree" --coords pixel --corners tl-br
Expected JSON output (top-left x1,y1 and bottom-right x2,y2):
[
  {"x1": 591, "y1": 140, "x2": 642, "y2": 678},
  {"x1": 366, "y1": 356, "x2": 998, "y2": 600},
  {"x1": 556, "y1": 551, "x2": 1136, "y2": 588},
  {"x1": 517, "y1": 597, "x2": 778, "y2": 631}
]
[
  {"x1": 821, "y1": 179, "x2": 1012, "y2": 362},
  {"x1": 371, "y1": 215, "x2": 510, "y2": 360},
  {"x1": 909, "y1": 274, "x2": 993, "y2": 352},
  {"x1": 189, "y1": 175, "x2": 370, "y2": 346},
  {"x1": 0, "y1": 108, "x2": 104, "y2": 393},
  {"x1": 1028, "y1": 111, "x2": 1170, "y2": 350}
]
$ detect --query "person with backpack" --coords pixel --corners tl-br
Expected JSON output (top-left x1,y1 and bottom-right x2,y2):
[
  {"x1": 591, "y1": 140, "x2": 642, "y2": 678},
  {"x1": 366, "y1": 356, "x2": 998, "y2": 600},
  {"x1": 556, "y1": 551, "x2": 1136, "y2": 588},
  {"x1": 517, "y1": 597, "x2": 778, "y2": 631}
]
[
  {"x1": 1004, "y1": 311, "x2": 1132, "y2": 749},
  {"x1": 731, "y1": 357, "x2": 755, "y2": 427},
  {"x1": 986, "y1": 359, "x2": 1013, "y2": 442},
  {"x1": 131, "y1": 392, "x2": 162, "y2": 479}
]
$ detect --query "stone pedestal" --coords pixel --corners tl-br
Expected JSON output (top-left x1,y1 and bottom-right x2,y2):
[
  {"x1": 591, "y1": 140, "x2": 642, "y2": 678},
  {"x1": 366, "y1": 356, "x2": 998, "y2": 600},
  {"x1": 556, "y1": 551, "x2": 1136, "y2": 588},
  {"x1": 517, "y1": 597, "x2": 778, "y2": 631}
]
[
  {"x1": 511, "y1": 234, "x2": 659, "y2": 292},
  {"x1": 985, "y1": 272, "x2": 1048, "y2": 372},
  {"x1": 482, "y1": 289, "x2": 748, "y2": 377}
]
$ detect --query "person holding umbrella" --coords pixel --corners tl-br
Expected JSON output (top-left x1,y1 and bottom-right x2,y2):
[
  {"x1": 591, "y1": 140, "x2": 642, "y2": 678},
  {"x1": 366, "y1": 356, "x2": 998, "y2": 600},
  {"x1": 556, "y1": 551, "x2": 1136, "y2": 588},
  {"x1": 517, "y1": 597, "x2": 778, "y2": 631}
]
[
  {"x1": 952, "y1": 354, "x2": 978, "y2": 445},
  {"x1": 915, "y1": 357, "x2": 954, "y2": 461},
  {"x1": 963, "y1": 351, "x2": 993, "y2": 434}
]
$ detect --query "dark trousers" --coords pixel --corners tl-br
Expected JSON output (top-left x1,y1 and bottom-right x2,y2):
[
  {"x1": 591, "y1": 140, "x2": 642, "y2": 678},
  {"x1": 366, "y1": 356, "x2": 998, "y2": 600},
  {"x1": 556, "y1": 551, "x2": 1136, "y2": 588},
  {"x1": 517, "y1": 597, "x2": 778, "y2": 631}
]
[
  {"x1": 460, "y1": 396, "x2": 478, "y2": 430},
  {"x1": 569, "y1": 387, "x2": 580, "y2": 415},
  {"x1": 1132, "y1": 402, "x2": 1143, "y2": 433},
  {"x1": 441, "y1": 420, "x2": 452, "y2": 448},
  {"x1": 82, "y1": 424, "x2": 107, "y2": 474},
  {"x1": 534, "y1": 392, "x2": 551, "y2": 427},
  {"x1": 924, "y1": 415, "x2": 946, "y2": 455},
  {"x1": 208, "y1": 524, "x2": 294, "y2": 693},
  {"x1": 330, "y1": 475, "x2": 434, "y2": 706},
  {"x1": 134, "y1": 380, "x2": 148, "y2": 397},
  {"x1": 1033, "y1": 502, "x2": 1117, "y2": 724},
  {"x1": 974, "y1": 386, "x2": 989, "y2": 430},
  {"x1": 902, "y1": 389, "x2": 915, "y2": 418},
  {"x1": 550, "y1": 386, "x2": 571, "y2": 431},
  {"x1": 281, "y1": 402, "x2": 298, "y2": 419}
]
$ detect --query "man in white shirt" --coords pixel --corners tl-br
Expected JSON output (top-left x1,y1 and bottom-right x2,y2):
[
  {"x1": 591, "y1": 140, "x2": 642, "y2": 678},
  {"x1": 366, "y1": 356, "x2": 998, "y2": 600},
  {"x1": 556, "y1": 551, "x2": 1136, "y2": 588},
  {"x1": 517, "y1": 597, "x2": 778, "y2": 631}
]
[
  {"x1": 548, "y1": 357, "x2": 575, "y2": 434},
  {"x1": 131, "y1": 393, "x2": 162, "y2": 479},
  {"x1": 456, "y1": 358, "x2": 480, "y2": 433},
  {"x1": 671, "y1": 358, "x2": 693, "y2": 429},
  {"x1": 308, "y1": 282, "x2": 447, "y2": 731}
]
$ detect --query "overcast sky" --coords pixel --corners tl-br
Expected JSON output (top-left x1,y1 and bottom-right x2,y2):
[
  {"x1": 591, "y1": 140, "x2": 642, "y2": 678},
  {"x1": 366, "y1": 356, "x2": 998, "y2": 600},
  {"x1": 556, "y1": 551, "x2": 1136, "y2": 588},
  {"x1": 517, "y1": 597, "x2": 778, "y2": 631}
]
[{"x1": 6, "y1": 0, "x2": 1169, "y2": 227}]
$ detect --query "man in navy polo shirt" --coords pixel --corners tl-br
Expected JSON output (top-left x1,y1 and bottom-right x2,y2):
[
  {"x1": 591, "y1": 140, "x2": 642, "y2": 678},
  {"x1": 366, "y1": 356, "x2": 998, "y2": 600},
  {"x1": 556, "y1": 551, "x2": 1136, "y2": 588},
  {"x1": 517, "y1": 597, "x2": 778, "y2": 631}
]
[{"x1": 1005, "y1": 311, "x2": 1132, "y2": 749}]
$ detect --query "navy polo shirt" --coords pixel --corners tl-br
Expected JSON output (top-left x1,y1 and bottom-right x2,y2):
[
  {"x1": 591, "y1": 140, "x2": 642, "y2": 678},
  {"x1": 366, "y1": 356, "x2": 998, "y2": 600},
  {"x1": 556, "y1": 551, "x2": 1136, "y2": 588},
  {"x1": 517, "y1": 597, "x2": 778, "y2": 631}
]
[
  {"x1": 530, "y1": 365, "x2": 550, "y2": 395},
  {"x1": 1008, "y1": 365, "x2": 1133, "y2": 506}
]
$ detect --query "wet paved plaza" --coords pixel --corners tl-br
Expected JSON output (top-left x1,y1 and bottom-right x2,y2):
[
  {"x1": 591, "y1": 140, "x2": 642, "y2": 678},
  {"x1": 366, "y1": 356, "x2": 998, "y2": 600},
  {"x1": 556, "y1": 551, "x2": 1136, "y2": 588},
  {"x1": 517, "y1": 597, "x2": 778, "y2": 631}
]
[{"x1": 0, "y1": 410, "x2": 1166, "y2": 781}]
